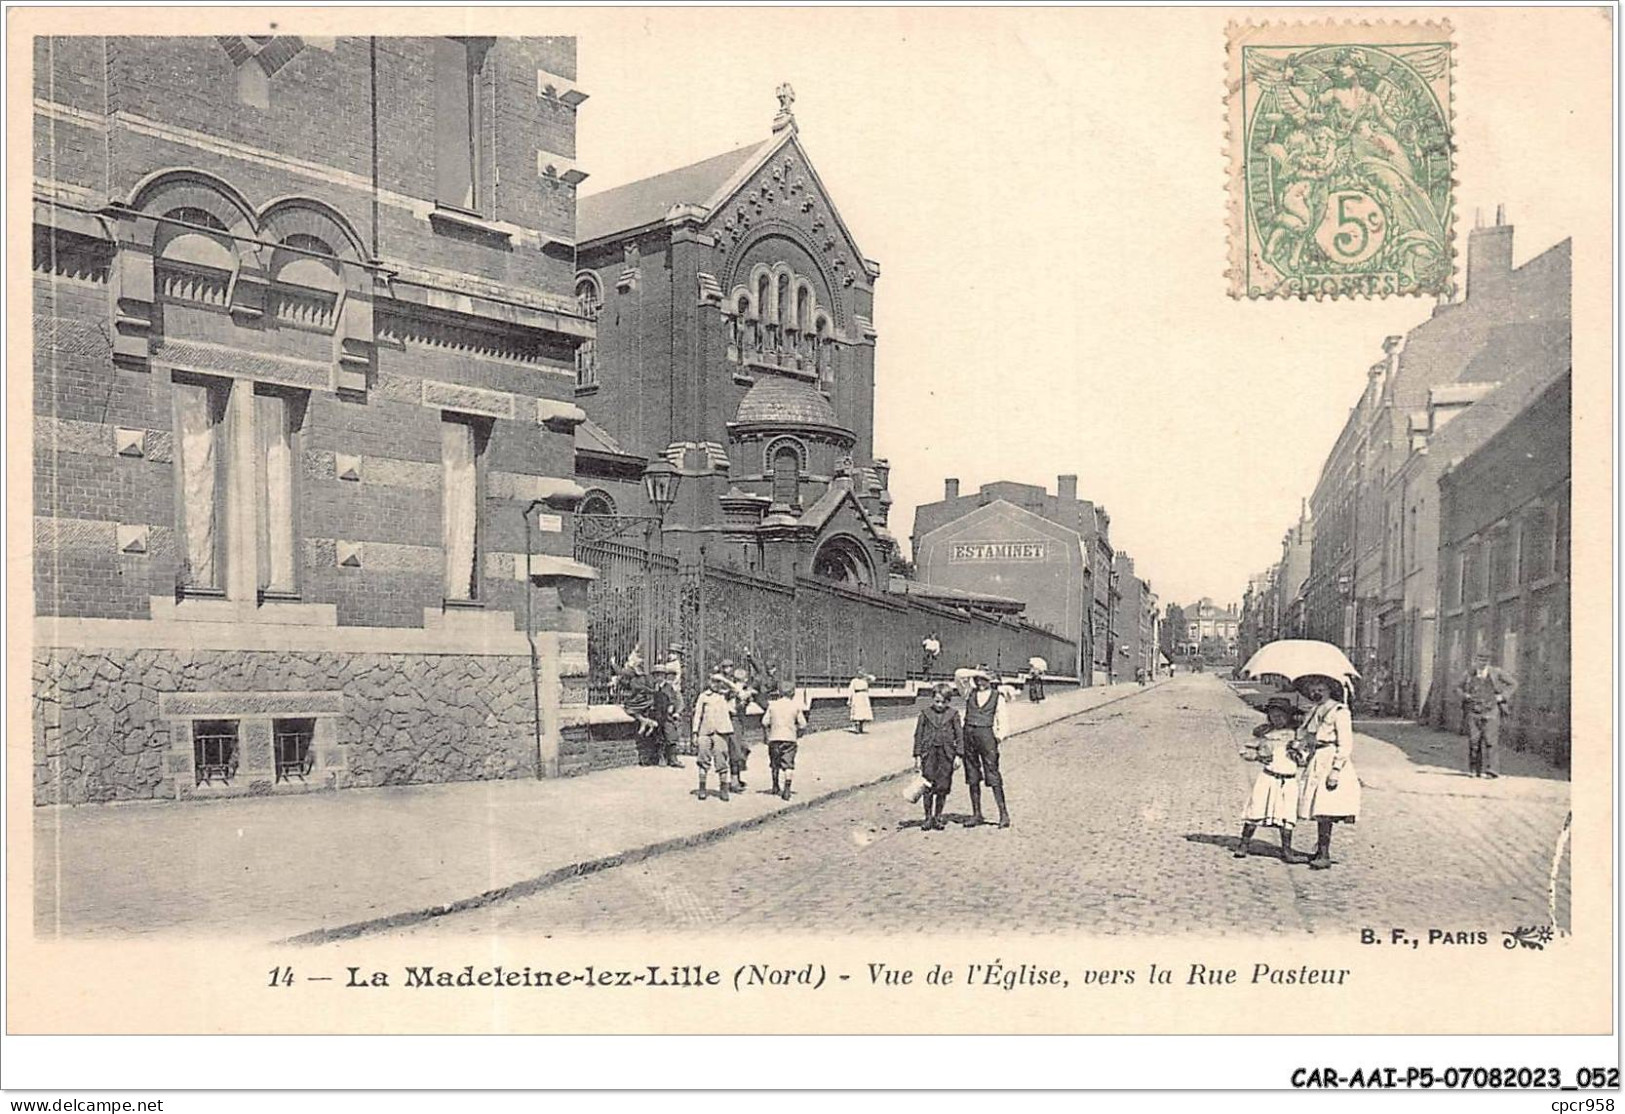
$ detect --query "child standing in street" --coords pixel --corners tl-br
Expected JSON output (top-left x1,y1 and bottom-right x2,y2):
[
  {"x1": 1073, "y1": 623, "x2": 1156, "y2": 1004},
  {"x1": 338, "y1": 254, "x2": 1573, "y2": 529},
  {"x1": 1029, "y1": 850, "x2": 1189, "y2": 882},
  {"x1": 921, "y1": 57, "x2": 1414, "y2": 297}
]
[
  {"x1": 690, "y1": 673, "x2": 736, "y2": 802},
  {"x1": 1235, "y1": 703, "x2": 1303, "y2": 861},
  {"x1": 912, "y1": 685, "x2": 962, "y2": 831},
  {"x1": 762, "y1": 683, "x2": 807, "y2": 800}
]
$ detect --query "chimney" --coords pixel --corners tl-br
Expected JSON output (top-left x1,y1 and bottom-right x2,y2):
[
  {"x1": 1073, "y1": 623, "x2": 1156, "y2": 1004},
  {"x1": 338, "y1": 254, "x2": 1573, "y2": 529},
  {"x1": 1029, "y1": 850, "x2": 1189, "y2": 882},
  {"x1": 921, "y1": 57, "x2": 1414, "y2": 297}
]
[
  {"x1": 1057, "y1": 474, "x2": 1078, "y2": 502},
  {"x1": 944, "y1": 477, "x2": 960, "y2": 500},
  {"x1": 1383, "y1": 334, "x2": 1404, "y2": 378},
  {"x1": 1465, "y1": 206, "x2": 1514, "y2": 302}
]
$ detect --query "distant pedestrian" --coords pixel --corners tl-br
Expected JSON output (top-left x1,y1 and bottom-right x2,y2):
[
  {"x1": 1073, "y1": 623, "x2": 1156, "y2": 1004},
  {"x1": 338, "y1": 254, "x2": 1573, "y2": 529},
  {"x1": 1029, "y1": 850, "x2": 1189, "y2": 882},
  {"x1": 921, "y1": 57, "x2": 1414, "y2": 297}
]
[
  {"x1": 961, "y1": 670, "x2": 1011, "y2": 828},
  {"x1": 1293, "y1": 675, "x2": 1360, "y2": 869},
  {"x1": 1026, "y1": 656, "x2": 1047, "y2": 702},
  {"x1": 1457, "y1": 652, "x2": 1518, "y2": 778},
  {"x1": 762, "y1": 684, "x2": 807, "y2": 800},
  {"x1": 1234, "y1": 704, "x2": 1302, "y2": 861},
  {"x1": 690, "y1": 673, "x2": 736, "y2": 801},
  {"x1": 912, "y1": 684, "x2": 962, "y2": 831},
  {"x1": 921, "y1": 633, "x2": 942, "y2": 676},
  {"x1": 847, "y1": 672, "x2": 874, "y2": 733}
]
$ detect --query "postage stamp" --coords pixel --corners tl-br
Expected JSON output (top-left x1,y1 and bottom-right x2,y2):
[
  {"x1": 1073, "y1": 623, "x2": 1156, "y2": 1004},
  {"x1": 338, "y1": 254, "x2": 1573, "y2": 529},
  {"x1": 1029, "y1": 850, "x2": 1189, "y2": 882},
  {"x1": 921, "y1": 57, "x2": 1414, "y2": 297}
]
[{"x1": 1227, "y1": 22, "x2": 1454, "y2": 299}]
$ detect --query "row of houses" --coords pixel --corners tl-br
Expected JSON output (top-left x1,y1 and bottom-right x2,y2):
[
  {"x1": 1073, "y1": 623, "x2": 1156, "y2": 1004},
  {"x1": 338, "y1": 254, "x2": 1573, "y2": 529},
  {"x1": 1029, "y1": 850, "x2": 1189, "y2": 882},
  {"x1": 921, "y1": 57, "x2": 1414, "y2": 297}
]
[{"x1": 1237, "y1": 216, "x2": 1572, "y2": 764}]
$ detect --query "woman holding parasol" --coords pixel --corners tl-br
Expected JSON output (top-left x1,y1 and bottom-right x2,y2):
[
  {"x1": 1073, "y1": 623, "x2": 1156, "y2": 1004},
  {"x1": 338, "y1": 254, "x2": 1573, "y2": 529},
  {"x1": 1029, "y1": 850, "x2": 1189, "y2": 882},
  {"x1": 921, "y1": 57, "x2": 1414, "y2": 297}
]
[{"x1": 1291, "y1": 673, "x2": 1362, "y2": 869}]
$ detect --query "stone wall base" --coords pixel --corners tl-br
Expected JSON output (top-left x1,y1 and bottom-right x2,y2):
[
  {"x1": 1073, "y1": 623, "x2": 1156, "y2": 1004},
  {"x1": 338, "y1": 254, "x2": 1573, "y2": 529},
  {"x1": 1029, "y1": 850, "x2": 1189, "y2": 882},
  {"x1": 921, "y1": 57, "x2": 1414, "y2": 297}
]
[{"x1": 33, "y1": 646, "x2": 583, "y2": 805}]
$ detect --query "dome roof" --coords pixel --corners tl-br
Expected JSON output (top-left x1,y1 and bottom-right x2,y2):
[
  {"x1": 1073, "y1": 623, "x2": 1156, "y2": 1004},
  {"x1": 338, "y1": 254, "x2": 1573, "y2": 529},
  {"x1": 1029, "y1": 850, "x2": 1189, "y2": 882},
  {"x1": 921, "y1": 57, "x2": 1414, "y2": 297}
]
[{"x1": 732, "y1": 375, "x2": 846, "y2": 431}]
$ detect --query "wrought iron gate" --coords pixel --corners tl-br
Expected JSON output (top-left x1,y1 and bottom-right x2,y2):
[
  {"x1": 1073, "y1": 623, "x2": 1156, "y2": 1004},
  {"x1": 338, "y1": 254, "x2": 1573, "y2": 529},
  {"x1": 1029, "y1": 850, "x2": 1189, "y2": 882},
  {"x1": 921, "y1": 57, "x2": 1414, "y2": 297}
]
[{"x1": 574, "y1": 537, "x2": 680, "y2": 704}]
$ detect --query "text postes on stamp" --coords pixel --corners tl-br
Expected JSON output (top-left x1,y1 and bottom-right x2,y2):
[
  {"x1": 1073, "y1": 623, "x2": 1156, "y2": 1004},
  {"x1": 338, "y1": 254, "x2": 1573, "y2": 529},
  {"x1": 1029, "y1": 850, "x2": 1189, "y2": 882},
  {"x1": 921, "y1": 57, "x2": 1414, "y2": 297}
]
[{"x1": 1227, "y1": 22, "x2": 1454, "y2": 300}]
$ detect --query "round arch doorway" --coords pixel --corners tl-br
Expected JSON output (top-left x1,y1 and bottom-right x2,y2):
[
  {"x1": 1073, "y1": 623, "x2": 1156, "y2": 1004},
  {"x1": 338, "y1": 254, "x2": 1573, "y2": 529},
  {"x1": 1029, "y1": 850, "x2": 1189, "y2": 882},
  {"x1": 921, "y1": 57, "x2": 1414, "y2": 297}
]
[{"x1": 811, "y1": 535, "x2": 875, "y2": 589}]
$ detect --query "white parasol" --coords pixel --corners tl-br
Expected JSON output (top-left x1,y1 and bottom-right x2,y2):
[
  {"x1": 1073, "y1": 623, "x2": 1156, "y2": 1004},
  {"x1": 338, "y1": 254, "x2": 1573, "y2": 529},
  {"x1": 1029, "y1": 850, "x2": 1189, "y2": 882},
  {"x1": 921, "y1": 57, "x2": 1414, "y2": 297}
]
[{"x1": 1240, "y1": 639, "x2": 1360, "y2": 688}]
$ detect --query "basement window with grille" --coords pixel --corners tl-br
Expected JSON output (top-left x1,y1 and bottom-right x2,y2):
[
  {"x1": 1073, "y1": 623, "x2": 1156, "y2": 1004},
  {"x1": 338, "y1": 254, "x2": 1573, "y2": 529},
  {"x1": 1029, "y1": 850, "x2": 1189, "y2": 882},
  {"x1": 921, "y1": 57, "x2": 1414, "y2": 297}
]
[
  {"x1": 193, "y1": 720, "x2": 240, "y2": 786},
  {"x1": 274, "y1": 718, "x2": 315, "y2": 783}
]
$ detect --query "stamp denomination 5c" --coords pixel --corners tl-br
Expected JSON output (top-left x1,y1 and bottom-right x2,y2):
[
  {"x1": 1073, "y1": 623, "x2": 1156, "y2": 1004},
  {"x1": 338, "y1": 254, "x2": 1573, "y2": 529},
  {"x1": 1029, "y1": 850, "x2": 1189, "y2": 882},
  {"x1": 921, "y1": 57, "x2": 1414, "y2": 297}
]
[{"x1": 1227, "y1": 22, "x2": 1454, "y2": 299}]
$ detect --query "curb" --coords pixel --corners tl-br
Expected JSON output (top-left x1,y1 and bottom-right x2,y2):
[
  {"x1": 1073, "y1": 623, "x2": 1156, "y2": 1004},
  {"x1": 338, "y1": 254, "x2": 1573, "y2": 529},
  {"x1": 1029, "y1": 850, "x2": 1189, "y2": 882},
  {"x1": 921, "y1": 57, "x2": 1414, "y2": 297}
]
[{"x1": 280, "y1": 681, "x2": 1163, "y2": 946}]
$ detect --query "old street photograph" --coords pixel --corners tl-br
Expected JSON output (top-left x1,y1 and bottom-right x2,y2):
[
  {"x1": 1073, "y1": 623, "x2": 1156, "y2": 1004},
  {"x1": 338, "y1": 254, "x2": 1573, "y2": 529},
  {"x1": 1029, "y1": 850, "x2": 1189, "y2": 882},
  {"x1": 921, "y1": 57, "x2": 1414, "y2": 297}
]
[{"x1": 26, "y1": 18, "x2": 1577, "y2": 953}]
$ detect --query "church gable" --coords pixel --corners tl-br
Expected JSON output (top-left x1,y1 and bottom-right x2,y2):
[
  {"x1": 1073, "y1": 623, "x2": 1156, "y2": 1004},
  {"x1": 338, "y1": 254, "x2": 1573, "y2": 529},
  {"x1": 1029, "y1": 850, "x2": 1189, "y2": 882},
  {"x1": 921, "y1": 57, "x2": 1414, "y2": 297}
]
[
  {"x1": 706, "y1": 136, "x2": 870, "y2": 333},
  {"x1": 802, "y1": 481, "x2": 882, "y2": 543}
]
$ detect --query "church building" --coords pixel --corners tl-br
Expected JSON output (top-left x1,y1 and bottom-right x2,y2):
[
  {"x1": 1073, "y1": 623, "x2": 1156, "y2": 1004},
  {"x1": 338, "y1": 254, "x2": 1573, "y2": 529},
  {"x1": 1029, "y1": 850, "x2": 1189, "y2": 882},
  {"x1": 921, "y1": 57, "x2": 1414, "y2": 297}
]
[{"x1": 572, "y1": 88, "x2": 895, "y2": 586}]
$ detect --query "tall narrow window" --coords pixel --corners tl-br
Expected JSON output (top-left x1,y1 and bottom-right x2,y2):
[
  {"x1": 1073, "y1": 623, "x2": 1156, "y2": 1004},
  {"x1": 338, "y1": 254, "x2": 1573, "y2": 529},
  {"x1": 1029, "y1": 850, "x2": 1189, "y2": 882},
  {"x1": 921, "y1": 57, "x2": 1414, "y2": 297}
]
[
  {"x1": 173, "y1": 377, "x2": 230, "y2": 592},
  {"x1": 441, "y1": 415, "x2": 483, "y2": 601},
  {"x1": 255, "y1": 388, "x2": 302, "y2": 595},
  {"x1": 777, "y1": 275, "x2": 792, "y2": 350},
  {"x1": 771, "y1": 444, "x2": 801, "y2": 507},
  {"x1": 575, "y1": 275, "x2": 602, "y2": 388},
  {"x1": 435, "y1": 38, "x2": 484, "y2": 212},
  {"x1": 758, "y1": 275, "x2": 774, "y2": 350}
]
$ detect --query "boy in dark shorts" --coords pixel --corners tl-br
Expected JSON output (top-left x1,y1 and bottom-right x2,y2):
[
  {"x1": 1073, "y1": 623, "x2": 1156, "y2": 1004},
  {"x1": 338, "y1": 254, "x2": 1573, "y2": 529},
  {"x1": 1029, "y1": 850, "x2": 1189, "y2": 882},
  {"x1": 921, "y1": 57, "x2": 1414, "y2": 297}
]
[{"x1": 761, "y1": 684, "x2": 806, "y2": 800}]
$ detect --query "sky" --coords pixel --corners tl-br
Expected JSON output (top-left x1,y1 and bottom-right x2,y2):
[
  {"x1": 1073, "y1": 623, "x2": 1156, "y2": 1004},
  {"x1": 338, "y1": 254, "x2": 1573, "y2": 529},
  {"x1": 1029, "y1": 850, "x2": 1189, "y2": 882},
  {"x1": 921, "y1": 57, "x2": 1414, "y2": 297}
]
[{"x1": 570, "y1": 8, "x2": 1604, "y2": 608}]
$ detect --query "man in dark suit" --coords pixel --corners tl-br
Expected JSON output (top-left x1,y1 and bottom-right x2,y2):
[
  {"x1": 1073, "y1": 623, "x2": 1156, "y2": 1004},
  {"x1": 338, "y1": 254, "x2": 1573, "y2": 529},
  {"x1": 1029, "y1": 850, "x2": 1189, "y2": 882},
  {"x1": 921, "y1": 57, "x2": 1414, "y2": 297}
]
[{"x1": 1458, "y1": 651, "x2": 1518, "y2": 778}]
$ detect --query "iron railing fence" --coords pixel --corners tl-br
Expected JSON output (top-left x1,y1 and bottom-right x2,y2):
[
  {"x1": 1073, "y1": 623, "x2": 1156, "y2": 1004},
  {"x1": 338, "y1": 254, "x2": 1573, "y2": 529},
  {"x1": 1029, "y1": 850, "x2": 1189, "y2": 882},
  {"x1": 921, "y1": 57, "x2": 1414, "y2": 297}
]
[{"x1": 573, "y1": 541, "x2": 1079, "y2": 713}]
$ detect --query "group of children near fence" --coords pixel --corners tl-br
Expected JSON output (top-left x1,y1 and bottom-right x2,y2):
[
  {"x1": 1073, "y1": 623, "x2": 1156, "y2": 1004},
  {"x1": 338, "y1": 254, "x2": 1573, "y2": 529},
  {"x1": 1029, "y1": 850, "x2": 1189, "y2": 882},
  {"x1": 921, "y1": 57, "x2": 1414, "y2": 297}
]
[
  {"x1": 615, "y1": 647, "x2": 809, "y2": 802},
  {"x1": 611, "y1": 645, "x2": 1022, "y2": 824}
]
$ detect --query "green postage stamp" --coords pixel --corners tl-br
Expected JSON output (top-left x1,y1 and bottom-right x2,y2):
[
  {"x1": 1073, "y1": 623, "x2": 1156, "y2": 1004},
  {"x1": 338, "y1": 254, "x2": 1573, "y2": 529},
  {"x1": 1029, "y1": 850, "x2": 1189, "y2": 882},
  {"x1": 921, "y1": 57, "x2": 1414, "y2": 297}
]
[{"x1": 1227, "y1": 22, "x2": 1454, "y2": 299}]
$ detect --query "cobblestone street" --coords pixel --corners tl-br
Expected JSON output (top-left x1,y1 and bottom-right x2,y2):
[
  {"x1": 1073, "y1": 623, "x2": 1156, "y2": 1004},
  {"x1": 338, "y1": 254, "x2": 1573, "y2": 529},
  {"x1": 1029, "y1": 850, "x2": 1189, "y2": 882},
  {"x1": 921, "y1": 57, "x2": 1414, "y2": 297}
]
[{"x1": 405, "y1": 674, "x2": 1571, "y2": 938}]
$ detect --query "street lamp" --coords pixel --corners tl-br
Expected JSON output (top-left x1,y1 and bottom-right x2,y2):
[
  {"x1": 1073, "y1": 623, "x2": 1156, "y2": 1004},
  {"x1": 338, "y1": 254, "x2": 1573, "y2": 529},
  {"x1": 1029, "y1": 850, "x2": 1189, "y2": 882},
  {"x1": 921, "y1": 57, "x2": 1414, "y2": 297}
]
[{"x1": 641, "y1": 458, "x2": 681, "y2": 521}]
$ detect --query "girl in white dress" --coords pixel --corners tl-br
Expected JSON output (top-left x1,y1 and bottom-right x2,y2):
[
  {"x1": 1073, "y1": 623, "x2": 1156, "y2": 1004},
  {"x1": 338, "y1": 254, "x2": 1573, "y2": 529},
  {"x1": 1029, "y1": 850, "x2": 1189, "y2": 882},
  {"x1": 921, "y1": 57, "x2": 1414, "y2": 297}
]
[
  {"x1": 847, "y1": 673, "x2": 874, "y2": 733},
  {"x1": 1235, "y1": 703, "x2": 1303, "y2": 861},
  {"x1": 1294, "y1": 675, "x2": 1362, "y2": 870}
]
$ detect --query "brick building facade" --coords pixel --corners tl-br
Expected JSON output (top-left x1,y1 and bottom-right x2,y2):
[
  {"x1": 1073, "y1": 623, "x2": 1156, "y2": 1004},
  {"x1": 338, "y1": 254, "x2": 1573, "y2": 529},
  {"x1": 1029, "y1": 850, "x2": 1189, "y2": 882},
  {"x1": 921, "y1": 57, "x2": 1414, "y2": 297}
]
[
  {"x1": 570, "y1": 92, "x2": 895, "y2": 586},
  {"x1": 1174, "y1": 598, "x2": 1239, "y2": 660},
  {"x1": 1299, "y1": 217, "x2": 1569, "y2": 716},
  {"x1": 1433, "y1": 372, "x2": 1571, "y2": 763},
  {"x1": 1109, "y1": 553, "x2": 1158, "y2": 681},
  {"x1": 32, "y1": 36, "x2": 600, "y2": 803},
  {"x1": 911, "y1": 475, "x2": 1114, "y2": 682}
]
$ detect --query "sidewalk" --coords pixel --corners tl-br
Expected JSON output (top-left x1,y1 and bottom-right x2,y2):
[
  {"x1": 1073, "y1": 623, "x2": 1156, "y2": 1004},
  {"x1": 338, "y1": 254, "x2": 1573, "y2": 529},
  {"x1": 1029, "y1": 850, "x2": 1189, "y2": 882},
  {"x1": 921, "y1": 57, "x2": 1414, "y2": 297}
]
[
  {"x1": 32, "y1": 680, "x2": 1162, "y2": 943},
  {"x1": 1350, "y1": 716, "x2": 1569, "y2": 796}
]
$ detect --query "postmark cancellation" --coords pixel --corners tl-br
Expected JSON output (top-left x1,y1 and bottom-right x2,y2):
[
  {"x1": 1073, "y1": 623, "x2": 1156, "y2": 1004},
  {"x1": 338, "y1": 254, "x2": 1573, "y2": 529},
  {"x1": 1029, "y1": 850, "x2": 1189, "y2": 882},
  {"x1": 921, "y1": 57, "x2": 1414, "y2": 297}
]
[{"x1": 1227, "y1": 22, "x2": 1454, "y2": 299}]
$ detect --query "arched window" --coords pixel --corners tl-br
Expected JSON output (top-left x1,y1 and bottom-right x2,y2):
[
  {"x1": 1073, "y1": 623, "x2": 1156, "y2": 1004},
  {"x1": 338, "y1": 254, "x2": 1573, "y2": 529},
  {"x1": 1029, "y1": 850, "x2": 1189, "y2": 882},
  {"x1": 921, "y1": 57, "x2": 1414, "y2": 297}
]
[
  {"x1": 811, "y1": 536, "x2": 873, "y2": 588},
  {"x1": 771, "y1": 443, "x2": 801, "y2": 507},
  {"x1": 734, "y1": 293, "x2": 757, "y2": 353},
  {"x1": 575, "y1": 274, "x2": 603, "y2": 388},
  {"x1": 156, "y1": 207, "x2": 235, "y2": 306},
  {"x1": 794, "y1": 286, "x2": 813, "y2": 363},
  {"x1": 578, "y1": 489, "x2": 616, "y2": 518},
  {"x1": 270, "y1": 233, "x2": 341, "y2": 329},
  {"x1": 757, "y1": 273, "x2": 776, "y2": 350},
  {"x1": 776, "y1": 274, "x2": 793, "y2": 348},
  {"x1": 812, "y1": 312, "x2": 833, "y2": 380}
]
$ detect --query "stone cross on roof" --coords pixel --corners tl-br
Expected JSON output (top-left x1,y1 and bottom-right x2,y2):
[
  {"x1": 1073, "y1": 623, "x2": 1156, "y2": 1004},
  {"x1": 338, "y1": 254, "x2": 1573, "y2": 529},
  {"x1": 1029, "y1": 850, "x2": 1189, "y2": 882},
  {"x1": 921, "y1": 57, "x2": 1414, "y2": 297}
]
[{"x1": 773, "y1": 83, "x2": 797, "y2": 133}]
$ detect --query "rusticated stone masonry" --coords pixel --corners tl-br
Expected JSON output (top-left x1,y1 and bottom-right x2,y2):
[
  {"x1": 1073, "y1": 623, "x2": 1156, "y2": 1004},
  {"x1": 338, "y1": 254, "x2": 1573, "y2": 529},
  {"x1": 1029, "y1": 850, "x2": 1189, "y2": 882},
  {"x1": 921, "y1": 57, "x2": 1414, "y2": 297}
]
[{"x1": 34, "y1": 648, "x2": 536, "y2": 805}]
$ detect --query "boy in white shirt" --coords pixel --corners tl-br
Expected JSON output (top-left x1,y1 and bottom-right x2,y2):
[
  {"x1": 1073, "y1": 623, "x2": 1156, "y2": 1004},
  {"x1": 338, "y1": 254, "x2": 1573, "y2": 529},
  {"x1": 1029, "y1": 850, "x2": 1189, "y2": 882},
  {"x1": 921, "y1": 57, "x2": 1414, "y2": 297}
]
[
  {"x1": 690, "y1": 674, "x2": 736, "y2": 802},
  {"x1": 762, "y1": 683, "x2": 808, "y2": 801}
]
